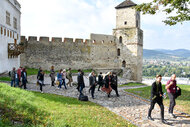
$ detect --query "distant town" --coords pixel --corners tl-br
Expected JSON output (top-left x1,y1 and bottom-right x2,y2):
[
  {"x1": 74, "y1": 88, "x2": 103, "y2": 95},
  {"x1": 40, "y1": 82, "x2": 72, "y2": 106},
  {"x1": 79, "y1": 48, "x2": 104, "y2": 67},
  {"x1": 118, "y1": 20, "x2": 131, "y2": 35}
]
[{"x1": 143, "y1": 49, "x2": 190, "y2": 78}]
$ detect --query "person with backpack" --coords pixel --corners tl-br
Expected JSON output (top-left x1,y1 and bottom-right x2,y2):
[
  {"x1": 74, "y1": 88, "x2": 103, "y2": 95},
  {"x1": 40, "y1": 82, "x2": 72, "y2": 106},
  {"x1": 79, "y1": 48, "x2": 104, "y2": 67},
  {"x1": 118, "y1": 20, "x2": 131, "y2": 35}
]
[{"x1": 166, "y1": 74, "x2": 179, "y2": 118}]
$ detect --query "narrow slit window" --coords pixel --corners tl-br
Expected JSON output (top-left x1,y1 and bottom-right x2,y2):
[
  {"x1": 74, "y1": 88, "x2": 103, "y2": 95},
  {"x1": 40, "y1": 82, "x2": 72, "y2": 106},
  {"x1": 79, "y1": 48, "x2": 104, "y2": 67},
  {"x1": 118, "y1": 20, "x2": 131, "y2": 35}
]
[{"x1": 119, "y1": 36, "x2": 122, "y2": 43}]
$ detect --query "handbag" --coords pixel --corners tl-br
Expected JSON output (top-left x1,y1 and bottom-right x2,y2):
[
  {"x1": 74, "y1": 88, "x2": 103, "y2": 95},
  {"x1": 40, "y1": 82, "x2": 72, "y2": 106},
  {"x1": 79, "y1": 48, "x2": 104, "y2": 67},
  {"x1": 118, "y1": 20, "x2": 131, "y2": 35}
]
[
  {"x1": 56, "y1": 80, "x2": 60, "y2": 85},
  {"x1": 36, "y1": 81, "x2": 39, "y2": 86}
]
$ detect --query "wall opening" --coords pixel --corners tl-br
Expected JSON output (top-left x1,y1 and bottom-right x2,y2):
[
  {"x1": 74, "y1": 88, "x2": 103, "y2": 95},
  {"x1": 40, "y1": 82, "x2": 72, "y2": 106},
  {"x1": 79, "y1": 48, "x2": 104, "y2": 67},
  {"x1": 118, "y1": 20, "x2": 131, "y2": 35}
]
[
  {"x1": 122, "y1": 60, "x2": 126, "y2": 68},
  {"x1": 117, "y1": 48, "x2": 120, "y2": 56},
  {"x1": 119, "y1": 36, "x2": 122, "y2": 43}
]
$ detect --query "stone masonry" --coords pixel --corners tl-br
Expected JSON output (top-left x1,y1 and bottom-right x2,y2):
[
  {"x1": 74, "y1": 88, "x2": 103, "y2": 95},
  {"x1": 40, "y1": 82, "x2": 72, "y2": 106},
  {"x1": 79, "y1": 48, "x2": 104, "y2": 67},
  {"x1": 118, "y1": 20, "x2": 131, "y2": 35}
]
[{"x1": 20, "y1": 0, "x2": 143, "y2": 82}]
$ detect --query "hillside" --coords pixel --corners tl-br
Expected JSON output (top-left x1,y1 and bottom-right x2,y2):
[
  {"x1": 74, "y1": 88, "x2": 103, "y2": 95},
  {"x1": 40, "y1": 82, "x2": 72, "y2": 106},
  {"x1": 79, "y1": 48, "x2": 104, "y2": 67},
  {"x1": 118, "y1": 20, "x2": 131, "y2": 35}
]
[
  {"x1": 143, "y1": 49, "x2": 190, "y2": 60},
  {"x1": 0, "y1": 83, "x2": 133, "y2": 127}
]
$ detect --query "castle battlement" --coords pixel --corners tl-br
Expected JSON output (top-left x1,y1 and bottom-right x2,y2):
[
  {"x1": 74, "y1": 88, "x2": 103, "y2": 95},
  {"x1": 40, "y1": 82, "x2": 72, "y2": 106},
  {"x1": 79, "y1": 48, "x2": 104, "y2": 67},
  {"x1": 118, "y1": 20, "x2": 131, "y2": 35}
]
[{"x1": 21, "y1": 35, "x2": 118, "y2": 45}]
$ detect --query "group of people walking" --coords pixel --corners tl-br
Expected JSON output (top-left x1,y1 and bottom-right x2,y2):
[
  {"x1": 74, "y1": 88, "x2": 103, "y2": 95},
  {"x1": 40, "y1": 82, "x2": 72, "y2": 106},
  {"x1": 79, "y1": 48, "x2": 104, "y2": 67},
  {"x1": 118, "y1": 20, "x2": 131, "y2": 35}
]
[
  {"x1": 148, "y1": 74, "x2": 181, "y2": 124},
  {"x1": 37, "y1": 66, "x2": 120, "y2": 99},
  {"x1": 77, "y1": 70, "x2": 119, "y2": 99},
  {"x1": 9, "y1": 66, "x2": 182, "y2": 125},
  {"x1": 9, "y1": 66, "x2": 27, "y2": 89},
  {"x1": 37, "y1": 66, "x2": 73, "y2": 93}
]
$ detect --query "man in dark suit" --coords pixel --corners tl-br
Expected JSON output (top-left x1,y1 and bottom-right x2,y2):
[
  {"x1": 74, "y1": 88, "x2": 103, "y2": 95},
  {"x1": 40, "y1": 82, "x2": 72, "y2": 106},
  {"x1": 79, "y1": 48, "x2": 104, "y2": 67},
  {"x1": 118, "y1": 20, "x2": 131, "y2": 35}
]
[
  {"x1": 77, "y1": 69, "x2": 85, "y2": 95},
  {"x1": 147, "y1": 75, "x2": 167, "y2": 124},
  {"x1": 111, "y1": 72, "x2": 119, "y2": 97},
  {"x1": 98, "y1": 72, "x2": 103, "y2": 91},
  {"x1": 89, "y1": 72, "x2": 97, "y2": 99}
]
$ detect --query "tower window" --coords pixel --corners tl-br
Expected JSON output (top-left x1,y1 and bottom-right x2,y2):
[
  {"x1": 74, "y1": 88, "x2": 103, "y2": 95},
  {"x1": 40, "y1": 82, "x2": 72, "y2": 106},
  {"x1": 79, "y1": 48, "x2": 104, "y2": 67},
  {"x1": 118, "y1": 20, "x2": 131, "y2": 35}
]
[
  {"x1": 117, "y1": 48, "x2": 120, "y2": 56},
  {"x1": 136, "y1": 20, "x2": 138, "y2": 27},
  {"x1": 119, "y1": 36, "x2": 122, "y2": 43},
  {"x1": 124, "y1": 21, "x2": 127, "y2": 25},
  {"x1": 122, "y1": 60, "x2": 126, "y2": 68}
]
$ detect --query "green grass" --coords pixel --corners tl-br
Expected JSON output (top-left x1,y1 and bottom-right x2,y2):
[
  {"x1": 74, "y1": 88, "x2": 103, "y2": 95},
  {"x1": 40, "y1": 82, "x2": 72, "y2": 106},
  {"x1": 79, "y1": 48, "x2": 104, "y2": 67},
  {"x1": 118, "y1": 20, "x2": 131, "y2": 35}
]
[
  {"x1": 0, "y1": 83, "x2": 134, "y2": 127},
  {"x1": 0, "y1": 77, "x2": 11, "y2": 81},
  {"x1": 119, "y1": 83, "x2": 145, "y2": 87},
  {"x1": 125, "y1": 84, "x2": 190, "y2": 114},
  {"x1": 26, "y1": 68, "x2": 50, "y2": 76},
  {"x1": 26, "y1": 68, "x2": 93, "y2": 76}
]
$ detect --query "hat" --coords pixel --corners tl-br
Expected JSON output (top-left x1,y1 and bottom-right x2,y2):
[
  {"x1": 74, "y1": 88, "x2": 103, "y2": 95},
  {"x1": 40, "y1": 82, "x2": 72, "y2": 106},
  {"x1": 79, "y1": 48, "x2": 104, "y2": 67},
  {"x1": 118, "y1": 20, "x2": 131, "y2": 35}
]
[
  {"x1": 63, "y1": 69, "x2": 66, "y2": 72},
  {"x1": 106, "y1": 71, "x2": 112, "y2": 75}
]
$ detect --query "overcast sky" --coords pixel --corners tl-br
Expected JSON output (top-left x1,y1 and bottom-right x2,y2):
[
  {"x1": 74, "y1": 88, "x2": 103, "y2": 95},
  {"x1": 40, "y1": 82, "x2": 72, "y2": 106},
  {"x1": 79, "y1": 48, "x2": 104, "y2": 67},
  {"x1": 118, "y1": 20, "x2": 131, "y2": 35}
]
[{"x1": 17, "y1": 0, "x2": 190, "y2": 50}]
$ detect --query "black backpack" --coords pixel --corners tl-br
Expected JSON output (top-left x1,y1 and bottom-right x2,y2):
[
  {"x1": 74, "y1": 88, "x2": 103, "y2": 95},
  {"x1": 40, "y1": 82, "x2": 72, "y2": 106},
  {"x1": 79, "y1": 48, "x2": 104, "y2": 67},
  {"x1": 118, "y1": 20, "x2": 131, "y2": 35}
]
[
  {"x1": 175, "y1": 86, "x2": 181, "y2": 99},
  {"x1": 78, "y1": 94, "x2": 88, "y2": 101}
]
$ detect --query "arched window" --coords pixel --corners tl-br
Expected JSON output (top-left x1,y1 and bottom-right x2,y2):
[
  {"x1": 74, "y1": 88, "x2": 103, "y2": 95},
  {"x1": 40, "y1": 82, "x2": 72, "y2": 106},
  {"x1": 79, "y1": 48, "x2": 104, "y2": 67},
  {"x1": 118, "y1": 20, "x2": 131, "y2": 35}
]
[
  {"x1": 117, "y1": 48, "x2": 120, "y2": 56},
  {"x1": 122, "y1": 60, "x2": 126, "y2": 68},
  {"x1": 119, "y1": 36, "x2": 122, "y2": 43}
]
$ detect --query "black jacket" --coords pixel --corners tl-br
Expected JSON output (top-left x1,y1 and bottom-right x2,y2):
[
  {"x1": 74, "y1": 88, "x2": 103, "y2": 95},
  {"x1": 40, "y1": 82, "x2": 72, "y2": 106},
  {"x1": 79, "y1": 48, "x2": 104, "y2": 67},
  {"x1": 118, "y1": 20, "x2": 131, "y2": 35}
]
[
  {"x1": 21, "y1": 71, "x2": 27, "y2": 81},
  {"x1": 151, "y1": 81, "x2": 163, "y2": 100},
  {"x1": 111, "y1": 75, "x2": 118, "y2": 90},
  {"x1": 89, "y1": 75, "x2": 97, "y2": 86},
  {"x1": 98, "y1": 75, "x2": 103, "y2": 84},
  {"x1": 104, "y1": 75, "x2": 112, "y2": 88},
  {"x1": 77, "y1": 73, "x2": 85, "y2": 87},
  {"x1": 38, "y1": 73, "x2": 44, "y2": 81}
]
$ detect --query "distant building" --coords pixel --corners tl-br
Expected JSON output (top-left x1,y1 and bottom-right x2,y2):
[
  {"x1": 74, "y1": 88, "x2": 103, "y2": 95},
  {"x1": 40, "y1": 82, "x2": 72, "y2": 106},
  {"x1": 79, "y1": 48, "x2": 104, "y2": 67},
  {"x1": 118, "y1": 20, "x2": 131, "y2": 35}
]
[{"x1": 0, "y1": 0, "x2": 21, "y2": 73}]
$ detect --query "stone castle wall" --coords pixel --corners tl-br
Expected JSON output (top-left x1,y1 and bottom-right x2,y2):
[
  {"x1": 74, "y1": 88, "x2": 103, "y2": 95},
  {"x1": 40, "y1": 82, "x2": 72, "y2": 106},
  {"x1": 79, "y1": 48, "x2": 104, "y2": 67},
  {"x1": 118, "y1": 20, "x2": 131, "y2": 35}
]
[{"x1": 20, "y1": 34, "x2": 119, "y2": 71}]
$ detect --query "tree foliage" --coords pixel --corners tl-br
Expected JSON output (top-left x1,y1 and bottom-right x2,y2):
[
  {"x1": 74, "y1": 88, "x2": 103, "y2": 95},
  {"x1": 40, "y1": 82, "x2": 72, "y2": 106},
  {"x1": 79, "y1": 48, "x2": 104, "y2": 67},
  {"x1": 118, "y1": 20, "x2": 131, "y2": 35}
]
[{"x1": 136, "y1": 0, "x2": 190, "y2": 25}]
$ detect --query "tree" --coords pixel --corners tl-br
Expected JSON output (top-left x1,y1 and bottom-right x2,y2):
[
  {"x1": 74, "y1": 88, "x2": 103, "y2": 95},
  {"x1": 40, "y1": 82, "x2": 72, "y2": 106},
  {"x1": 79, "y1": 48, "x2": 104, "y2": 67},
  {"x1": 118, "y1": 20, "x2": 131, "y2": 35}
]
[{"x1": 136, "y1": 0, "x2": 190, "y2": 25}]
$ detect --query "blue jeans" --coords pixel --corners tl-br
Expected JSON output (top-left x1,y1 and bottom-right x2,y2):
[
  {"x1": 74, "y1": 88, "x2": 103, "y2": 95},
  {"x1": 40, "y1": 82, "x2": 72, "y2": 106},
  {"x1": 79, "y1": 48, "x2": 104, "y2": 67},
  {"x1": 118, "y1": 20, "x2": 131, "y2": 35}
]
[
  {"x1": 11, "y1": 80, "x2": 15, "y2": 87},
  {"x1": 79, "y1": 85, "x2": 84, "y2": 95},
  {"x1": 15, "y1": 78, "x2": 19, "y2": 87},
  {"x1": 62, "y1": 79, "x2": 67, "y2": 89},
  {"x1": 58, "y1": 80, "x2": 62, "y2": 88}
]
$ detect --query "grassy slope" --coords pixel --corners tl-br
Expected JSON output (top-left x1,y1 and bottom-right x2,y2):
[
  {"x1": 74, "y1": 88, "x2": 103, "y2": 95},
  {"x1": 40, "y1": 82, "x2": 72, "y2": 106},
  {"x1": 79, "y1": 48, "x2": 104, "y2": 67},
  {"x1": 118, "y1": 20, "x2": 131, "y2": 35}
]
[
  {"x1": 125, "y1": 85, "x2": 190, "y2": 114},
  {"x1": 0, "y1": 83, "x2": 134, "y2": 127}
]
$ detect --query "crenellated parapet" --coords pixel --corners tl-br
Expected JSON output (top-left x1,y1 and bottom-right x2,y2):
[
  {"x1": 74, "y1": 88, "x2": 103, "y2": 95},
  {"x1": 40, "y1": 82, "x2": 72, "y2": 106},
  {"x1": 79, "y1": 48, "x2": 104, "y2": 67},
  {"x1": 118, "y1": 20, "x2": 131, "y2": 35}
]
[{"x1": 20, "y1": 35, "x2": 117, "y2": 45}]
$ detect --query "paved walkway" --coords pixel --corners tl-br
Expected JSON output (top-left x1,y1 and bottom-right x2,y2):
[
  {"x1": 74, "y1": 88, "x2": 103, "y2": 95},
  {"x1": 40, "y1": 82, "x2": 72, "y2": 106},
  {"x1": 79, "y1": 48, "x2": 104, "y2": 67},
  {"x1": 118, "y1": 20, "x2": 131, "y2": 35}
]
[{"x1": 24, "y1": 76, "x2": 190, "y2": 127}]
